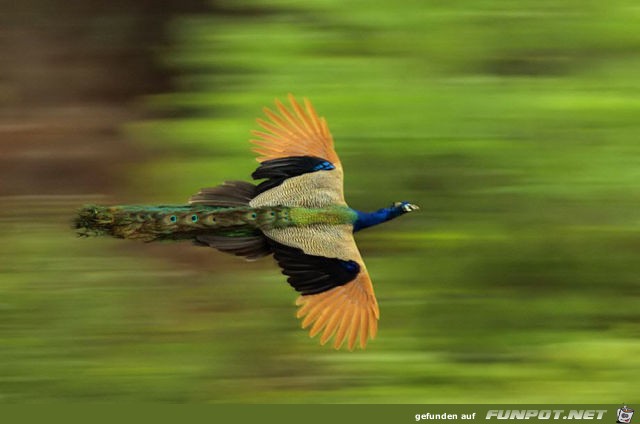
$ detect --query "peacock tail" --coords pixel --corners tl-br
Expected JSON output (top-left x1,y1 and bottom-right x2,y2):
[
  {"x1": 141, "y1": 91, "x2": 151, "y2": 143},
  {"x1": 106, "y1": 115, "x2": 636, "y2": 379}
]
[
  {"x1": 75, "y1": 204, "x2": 282, "y2": 241},
  {"x1": 75, "y1": 95, "x2": 418, "y2": 350}
]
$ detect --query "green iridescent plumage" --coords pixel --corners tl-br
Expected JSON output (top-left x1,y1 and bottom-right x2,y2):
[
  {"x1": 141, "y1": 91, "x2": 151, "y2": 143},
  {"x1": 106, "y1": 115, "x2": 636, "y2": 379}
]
[{"x1": 74, "y1": 203, "x2": 357, "y2": 242}]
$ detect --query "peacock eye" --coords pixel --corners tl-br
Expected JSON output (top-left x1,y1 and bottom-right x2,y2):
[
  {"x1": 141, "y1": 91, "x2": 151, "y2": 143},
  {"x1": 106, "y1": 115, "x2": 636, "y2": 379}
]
[
  {"x1": 191, "y1": 215, "x2": 198, "y2": 222},
  {"x1": 251, "y1": 213, "x2": 257, "y2": 219},
  {"x1": 169, "y1": 215, "x2": 177, "y2": 223}
]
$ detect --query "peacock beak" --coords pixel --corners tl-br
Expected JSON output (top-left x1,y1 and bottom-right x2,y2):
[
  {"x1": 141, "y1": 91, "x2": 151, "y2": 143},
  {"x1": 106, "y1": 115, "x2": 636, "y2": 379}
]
[
  {"x1": 402, "y1": 203, "x2": 420, "y2": 212},
  {"x1": 393, "y1": 201, "x2": 420, "y2": 212}
]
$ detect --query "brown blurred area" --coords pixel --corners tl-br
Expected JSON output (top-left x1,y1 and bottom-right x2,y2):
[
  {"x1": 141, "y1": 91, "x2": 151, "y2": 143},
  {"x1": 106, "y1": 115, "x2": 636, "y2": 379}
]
[{"x1": 0, "y1": 0, "x2": 205, "y2": 196}]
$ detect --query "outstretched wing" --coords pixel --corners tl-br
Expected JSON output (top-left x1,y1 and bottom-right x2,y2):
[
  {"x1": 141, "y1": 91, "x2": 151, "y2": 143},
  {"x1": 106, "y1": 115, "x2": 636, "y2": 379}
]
[
  {"x1": 251, "y1": 94, "x2": 342, "y2": 169},
  {"x1": 250, "y1": 96, "x2": 379, "y2": 350},
  {"x1": 258, "y1": 223, "x2": 379, "y2": 350},
  {"x1": 268, "y1": 229, "x2": 379, "y2": 350},
  {"x1": 249, "y1": 95, "x2": 346, "y2": 208}
]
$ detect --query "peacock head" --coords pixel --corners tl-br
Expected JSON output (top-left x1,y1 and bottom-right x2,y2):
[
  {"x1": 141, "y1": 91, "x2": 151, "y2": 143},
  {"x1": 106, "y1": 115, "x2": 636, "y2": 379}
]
[
  {"x1": 353, "y1": 201, "x2": 420, "y2": 231},
  {"x1": 393, "y1": 201, "x2": 420, "y2": 214}
]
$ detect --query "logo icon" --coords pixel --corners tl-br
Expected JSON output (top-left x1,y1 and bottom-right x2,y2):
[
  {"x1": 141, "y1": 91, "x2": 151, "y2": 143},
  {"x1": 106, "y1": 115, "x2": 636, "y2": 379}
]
[{"x1": 617, "y1": 405, "x2": 634, "y2": 424}]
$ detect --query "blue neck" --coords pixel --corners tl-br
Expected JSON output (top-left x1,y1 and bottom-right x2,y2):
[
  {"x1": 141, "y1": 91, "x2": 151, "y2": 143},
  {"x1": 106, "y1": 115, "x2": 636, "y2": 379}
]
[{"x1": 352, "y1": 205, "x2": 405, "y2": 232}]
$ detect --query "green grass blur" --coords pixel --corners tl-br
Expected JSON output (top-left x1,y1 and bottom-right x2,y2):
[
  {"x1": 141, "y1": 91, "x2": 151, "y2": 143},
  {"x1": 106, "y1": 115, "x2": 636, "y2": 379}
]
[{"x1": 1, "y1": 0, "x2": 640, "y2": 402}]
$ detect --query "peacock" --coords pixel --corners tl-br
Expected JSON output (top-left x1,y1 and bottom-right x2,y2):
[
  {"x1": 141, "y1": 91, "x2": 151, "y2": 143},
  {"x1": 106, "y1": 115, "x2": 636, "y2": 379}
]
[{"x1": 75, "y1": 95, "x2": 419, "y2": 350}]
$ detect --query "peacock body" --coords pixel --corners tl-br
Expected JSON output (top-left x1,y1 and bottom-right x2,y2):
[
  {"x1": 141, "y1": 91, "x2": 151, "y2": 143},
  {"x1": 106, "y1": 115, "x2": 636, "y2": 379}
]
[{"x1": 75, "y1": 95, "x2": 418, "y2": 350}]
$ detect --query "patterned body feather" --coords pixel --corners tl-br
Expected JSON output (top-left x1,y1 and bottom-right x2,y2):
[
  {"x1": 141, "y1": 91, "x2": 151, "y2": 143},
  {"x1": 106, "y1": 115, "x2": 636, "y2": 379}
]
[{"x1": 75, "y1": 95, "x2": 418, "y2": 350}]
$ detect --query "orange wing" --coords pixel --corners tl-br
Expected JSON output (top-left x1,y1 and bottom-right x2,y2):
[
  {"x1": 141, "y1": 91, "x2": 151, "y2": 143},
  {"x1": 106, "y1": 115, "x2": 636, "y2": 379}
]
[
  {"x1": 251, "y1": 94, "x2": 342, "y2": 168},
  {"x1": 295, "y1": 267, "x2": 380, "y2": 351},
  {"x1": 260, "y1": 224, "x2": 380, "y2": 350}
]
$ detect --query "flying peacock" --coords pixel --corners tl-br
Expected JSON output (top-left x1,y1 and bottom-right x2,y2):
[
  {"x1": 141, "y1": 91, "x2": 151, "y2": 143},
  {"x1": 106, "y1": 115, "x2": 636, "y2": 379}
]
[{"x1": 75, "y1": 95, "x2": 419, "y2": 350}]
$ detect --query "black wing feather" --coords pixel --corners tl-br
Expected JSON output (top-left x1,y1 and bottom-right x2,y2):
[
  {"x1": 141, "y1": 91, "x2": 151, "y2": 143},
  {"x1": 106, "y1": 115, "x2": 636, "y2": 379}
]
[
  {"x1": 252, "y1": 156, "x2": 335, "y2": 194},
  {"x1": 189, "y1": 181, "x2": 257, "y2": 206},
  {"x1": 194, "y1": 235, "x2": 271, "y2": 260},
  {"x1": 267, "y1": 239, "x2": 360, "y2": 295}
]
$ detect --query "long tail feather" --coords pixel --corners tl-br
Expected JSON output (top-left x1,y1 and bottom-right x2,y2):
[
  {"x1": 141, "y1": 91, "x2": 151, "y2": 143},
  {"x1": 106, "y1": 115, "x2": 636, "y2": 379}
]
[{"x1": 74, "y1": 204, "x2": 260, "y2": 242}]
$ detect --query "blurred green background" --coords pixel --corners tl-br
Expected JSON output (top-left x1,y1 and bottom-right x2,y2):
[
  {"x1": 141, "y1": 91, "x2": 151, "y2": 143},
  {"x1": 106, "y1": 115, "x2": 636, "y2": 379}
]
[{"x1": 1, "y1": 0, "x2": 640, "y2": 403}]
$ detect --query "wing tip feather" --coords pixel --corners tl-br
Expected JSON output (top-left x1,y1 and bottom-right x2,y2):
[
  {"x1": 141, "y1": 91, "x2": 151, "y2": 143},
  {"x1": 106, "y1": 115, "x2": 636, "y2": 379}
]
[
  {"x1": 250, "y1": 95, "x2": 340, "y2": 166},
  {"x1": 295, "y1": 276, "x2": 378, "y2": 351}
]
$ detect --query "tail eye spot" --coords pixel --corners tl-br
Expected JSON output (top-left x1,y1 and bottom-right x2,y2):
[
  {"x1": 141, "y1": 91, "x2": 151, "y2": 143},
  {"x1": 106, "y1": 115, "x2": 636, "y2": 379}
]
[
  {"x1": 191, "y1": 215, "x2": 198, "y2": 222},
  {"x1": 169, "y1": 215, "x2": 177, "y2": 223}
]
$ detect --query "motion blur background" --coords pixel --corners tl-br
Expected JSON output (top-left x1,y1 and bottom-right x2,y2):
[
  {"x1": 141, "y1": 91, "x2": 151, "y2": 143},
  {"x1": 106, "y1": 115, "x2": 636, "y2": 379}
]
[{"x1": 1, "y1": 0, "x2": 639, "y2": 402}]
